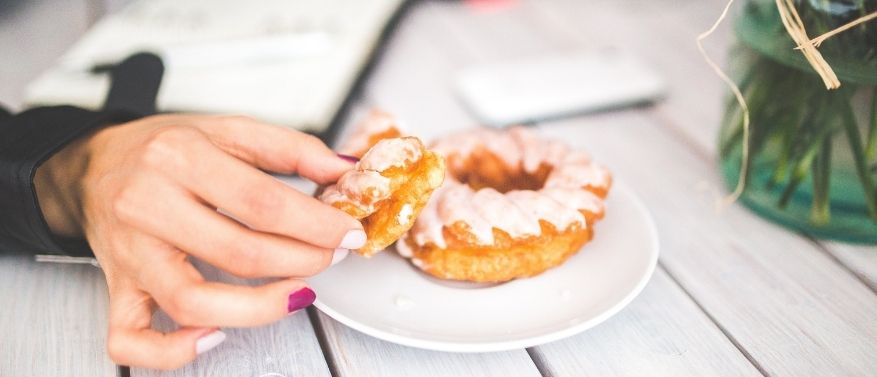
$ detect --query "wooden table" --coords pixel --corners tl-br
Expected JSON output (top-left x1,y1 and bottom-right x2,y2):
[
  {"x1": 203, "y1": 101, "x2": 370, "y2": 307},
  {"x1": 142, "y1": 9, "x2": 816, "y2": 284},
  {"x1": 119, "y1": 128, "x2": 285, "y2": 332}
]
[{"x1": 2, "y1": 1, "x2": 876, "y2": 376}]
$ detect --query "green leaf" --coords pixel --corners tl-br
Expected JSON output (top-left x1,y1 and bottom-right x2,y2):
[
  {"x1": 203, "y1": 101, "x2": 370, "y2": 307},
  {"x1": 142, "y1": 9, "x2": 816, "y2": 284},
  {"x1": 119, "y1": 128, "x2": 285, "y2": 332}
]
[
  {"x1": 778, "y1": 95, "x2": 837, "y2": 208},
  {"x1": 866, "y1": 89, "x2": 877, "y2": 161},
  {"x1": 840, "y1": 99, "x2": 877, "y2": 221},
  {"x1": 811, "y1": 136, "x2": 832, "y2": 225},
  {"x1": 779, "y1": 141, "x2": 821, "y2": 208}
]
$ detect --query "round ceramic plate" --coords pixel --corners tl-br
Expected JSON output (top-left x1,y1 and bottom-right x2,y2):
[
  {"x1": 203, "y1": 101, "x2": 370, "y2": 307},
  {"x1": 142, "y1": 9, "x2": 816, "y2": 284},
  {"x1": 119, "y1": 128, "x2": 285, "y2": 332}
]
[{"x1": 308, "y1": 182, "x2": 659, "y2": 352}]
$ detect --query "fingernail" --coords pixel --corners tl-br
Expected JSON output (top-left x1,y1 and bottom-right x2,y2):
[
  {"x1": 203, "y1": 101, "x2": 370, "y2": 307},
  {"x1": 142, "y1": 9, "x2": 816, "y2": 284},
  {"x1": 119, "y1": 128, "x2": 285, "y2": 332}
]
[
  {"x1": 331, "y1": 248, "x2": 350, "y2": 266},
  {"x1": 337, "y1": 153, "x2": 360, "y2": 163},
  {"x1": 339, "y1": 229, "x2": 367, "y2": 249},
  {"x1": 195, "y1": 330, "x2": 227, "y2": 355},
  {"x1": 288, "y1": 287, "x2": 316, "y2": 313}
]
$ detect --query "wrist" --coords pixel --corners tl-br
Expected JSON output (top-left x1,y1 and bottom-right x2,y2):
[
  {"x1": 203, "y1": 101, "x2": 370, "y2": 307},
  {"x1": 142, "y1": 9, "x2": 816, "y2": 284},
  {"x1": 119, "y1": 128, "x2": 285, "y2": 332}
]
[{"x1": 34, "y1": 128, "x2": 99, "y2": 238}]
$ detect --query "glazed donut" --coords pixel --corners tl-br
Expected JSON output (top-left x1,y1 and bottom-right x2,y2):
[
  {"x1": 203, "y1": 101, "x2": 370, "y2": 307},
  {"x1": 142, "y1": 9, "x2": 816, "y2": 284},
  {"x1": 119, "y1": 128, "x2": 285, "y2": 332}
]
[
  {"x1": 319, "y1": 115, "x2": 445, "y2": 257},
  {"x1": 397, "y1": 127, "x2": 611, "y2": 282},
  {"x1": 337, "y1": 109, "x2": 403, "y2": 157}
]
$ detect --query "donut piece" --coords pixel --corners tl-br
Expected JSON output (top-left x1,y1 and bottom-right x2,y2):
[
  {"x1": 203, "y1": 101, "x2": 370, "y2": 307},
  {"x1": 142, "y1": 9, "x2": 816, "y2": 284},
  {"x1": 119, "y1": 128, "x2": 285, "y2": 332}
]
[
  {"x1": 321, "y1": 136, "x2": 446, "y2": 256},
  {"x1": 399, "y1": 127, "x2": 611, "y2": 282}
]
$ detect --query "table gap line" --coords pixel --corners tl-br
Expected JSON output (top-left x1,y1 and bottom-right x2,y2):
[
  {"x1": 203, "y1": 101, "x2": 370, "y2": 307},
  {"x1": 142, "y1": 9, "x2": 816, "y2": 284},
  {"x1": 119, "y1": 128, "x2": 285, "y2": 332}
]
[
  {"x1": 806, "y1": 237, "x2": 877, "y2": 294},
  {"x1": 306, "y1": 306, "x2": 341, "y2": 377},
  {"x1": 524, "y1": 348, "x2": 553, "y2": 377},
  {"x1": 658, "y1": 261, "x2": 772, "y2": 377}
]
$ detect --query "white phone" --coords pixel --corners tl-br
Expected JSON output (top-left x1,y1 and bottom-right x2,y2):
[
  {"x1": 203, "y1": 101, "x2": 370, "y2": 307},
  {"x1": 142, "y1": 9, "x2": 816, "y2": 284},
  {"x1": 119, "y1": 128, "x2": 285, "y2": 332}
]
[{"x1": 454, "y1": 50, "x2": 665, "y2": 126}]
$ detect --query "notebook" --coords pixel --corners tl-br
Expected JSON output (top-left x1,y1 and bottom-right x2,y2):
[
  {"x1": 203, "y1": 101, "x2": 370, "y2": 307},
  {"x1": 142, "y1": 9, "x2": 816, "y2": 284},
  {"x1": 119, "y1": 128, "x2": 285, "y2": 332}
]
[{"x1": 24, "y1": 0, "x2": 407, "y2": 135}]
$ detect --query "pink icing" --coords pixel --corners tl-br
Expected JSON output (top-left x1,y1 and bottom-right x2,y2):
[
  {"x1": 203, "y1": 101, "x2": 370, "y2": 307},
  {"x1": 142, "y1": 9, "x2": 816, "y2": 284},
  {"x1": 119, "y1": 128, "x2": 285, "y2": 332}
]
[
  {"x1": 544, "y1": 162, "x2": 611, "y2": 190},
  {"x1": 320, "y1": 137, "x2": 422, "y2": 215},
  {"x1": 471, "y1": 188, "x2": 541, "y2": 237},
  {"x1": 505, "y1": 190, "x2": 585, "y2": 230},
  {"x1": 409, "y1": 127, "x2": 609, "y2": 247},
  {"x1": 436, "y1": 182, "x2": 495, "y2": 244},
  {"x1": 357, "y1": 138, "x2": 422, "y2": 172},
  {"x1": 338, "y1": 109, "x2": 398, "y2": 155}
]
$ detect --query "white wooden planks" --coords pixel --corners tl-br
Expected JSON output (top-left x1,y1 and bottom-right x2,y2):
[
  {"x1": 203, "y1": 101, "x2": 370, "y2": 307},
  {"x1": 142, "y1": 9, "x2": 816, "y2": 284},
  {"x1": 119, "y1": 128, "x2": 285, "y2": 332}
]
[
  {"x1": 527, "y1": 0, "x2": 733, "y2": 155},
  {"x1": 528, "y1": 270, "x2": 762, "y2": 377},
  {"x1": 360, "y1": 1, "x2": 483, "y2": 140},
  {"x1": 535, "y1": 0, "x2": 877, "y2": 309},
  {"x1": 0, "y1": 256, "x2": 117, "y2": 377},
  {"x1": 499, "y1": 2, "x2": 877, "y2": 374},
  {"x1": 536, "y1": 111, "x2": 877, "y2": 377},
  {"x1": 330, "y1": 3, "x2": 763, "y2": 377},
  {"x1": 314, "y1": 311, "x2": 542, "y2": 377},
  {"x1": 344, "y1": 2, "x2": 877, "y2": 376},
  {"x1": 2, "y1": 0, "x2": 875, "y2": 376}
]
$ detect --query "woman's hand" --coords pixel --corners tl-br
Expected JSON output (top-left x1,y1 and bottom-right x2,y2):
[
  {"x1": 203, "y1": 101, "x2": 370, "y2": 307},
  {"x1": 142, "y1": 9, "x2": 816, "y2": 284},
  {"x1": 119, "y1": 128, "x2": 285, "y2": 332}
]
[{"x1": 34, "y1": 114, "x2": 364, "y2": 370}]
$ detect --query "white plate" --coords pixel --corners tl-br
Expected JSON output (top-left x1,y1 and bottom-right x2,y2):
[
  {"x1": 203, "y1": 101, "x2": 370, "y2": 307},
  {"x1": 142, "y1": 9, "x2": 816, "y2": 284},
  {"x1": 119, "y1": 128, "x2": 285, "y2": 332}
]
[{"x1": 309, "y1": 183, "x2": 659, "y2": 352}]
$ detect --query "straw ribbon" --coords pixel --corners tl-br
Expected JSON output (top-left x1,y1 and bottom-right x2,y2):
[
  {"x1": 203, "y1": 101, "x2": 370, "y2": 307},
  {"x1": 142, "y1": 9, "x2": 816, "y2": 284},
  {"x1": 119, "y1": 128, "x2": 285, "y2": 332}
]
[
  {"x1": 696, "y1": 0, "x2": 750, "y2": 206},
  {"x1": 797, "y1": 11, "x2": 877, "y2": 49},
  {"x1": 775, "y1": 0, "x2": 840, "y2": 89}
]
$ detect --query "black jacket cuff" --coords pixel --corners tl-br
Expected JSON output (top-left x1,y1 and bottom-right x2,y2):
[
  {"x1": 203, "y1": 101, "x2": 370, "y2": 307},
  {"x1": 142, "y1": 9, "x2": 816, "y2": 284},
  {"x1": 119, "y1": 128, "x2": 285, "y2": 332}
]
[{"x1": 0, "y1": 105, "x2": 141, "y2": 257}]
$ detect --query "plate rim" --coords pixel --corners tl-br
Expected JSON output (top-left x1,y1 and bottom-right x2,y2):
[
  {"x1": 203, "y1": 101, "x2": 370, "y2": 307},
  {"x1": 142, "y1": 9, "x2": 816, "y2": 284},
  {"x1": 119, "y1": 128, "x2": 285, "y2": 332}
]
[{"x1": 313, "y1": 182, "x2": 660, "y2": 353}]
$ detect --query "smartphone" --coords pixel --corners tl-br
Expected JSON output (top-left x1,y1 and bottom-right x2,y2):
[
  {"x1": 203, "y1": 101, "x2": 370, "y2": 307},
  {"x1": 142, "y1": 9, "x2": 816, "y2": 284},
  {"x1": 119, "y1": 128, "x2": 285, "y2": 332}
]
[{"x1": 454, "y1": 50, "x2": 666, "y2": 126}]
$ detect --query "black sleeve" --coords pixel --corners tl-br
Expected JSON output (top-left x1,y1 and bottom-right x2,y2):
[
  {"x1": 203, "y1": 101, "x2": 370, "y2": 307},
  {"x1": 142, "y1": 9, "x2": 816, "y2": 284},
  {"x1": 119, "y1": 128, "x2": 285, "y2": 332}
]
[{"x1": 0, "y1": 105, "x2": 140, "y2": 257}]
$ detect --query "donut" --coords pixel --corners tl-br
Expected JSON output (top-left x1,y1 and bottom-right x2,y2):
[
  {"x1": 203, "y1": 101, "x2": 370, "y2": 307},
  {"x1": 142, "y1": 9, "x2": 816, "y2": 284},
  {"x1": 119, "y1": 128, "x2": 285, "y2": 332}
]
[
  {"x1": 337, "y1": 109, "x2": 403, "y2": 157},
  {"x1": 319, "y1": 114, "x2": 445, "y2": 257},
  {"x1": 397, "y1": 127, "x2": 611, "y2": 282}
]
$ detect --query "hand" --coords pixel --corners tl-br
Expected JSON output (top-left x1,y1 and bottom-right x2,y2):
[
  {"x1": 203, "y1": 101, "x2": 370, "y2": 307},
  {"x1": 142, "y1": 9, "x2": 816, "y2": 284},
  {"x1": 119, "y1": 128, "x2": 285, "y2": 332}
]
[{"x1": 34, "y1": 114, "x2": 365, "y2": 369}]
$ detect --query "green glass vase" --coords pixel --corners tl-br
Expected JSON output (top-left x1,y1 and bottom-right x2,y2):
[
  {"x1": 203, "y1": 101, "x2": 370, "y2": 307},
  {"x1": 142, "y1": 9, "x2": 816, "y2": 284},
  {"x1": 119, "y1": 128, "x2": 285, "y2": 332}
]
[{"x1": 719, "y1": 0, "x2": 877, "y2": 243}]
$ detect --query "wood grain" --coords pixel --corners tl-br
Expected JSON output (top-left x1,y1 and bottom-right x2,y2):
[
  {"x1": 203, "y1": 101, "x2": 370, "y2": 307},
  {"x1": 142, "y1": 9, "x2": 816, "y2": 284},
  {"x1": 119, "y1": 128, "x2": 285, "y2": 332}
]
[
  {"x1": 314, "y1": 311, "x2": 542, "y2": 377},
  {"x1": 530, "y1": 0, "x2": 877, "y2": 310},
  {"x1": 454, "y1": 2, "x2": 877, "y2": 374},
  {"x1": 528, "y1": 269, "x2": 762, "y2": 377},
  {"x1": 821, "y1": 242, "x2": 877, "y2": 291},
  {"x1": 349, "y1": 1, "x2": 872, "y2": 376},
  {"x1": 4, "y1": 0, "x2": 876, "y2": 376},
  {"x1": 337, "y1": 3, "x2": 762, "y2": 377},
  {"x1": 535, "y1": 111, "x2": 877, "y2": 377},
  {"x1": 0, "y1": 255, "x2": 117, "y2": 377}
]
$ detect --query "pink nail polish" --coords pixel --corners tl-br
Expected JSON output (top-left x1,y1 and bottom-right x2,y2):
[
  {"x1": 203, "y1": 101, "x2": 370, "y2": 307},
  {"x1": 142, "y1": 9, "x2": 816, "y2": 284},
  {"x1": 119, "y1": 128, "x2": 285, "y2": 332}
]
[
  {"x1": 331, "y1": 248, "x2": 350, "y2": 265},
  {"x1": 337, "y1": 154, "x2": 360, "y2": 163},
  {"x1": 195, "y1": 330, "x2": 226, "y2": 355},
  {"x1": 338, "y1": 229, "x2": 367, "y2": 249},
  {"x1": 288, "y1": 287, "x2": 316, "y2": 313}
]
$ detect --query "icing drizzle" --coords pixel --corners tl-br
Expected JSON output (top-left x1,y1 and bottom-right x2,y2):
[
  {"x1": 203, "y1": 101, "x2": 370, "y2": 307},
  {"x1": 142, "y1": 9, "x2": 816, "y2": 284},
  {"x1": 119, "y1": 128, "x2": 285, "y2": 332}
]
[
  {"x1": 412, "y1": 127, "x2": 610, "y2": 247},
  {"x1": 320, "y1": 137, "x2": 423, "y2": 214}
]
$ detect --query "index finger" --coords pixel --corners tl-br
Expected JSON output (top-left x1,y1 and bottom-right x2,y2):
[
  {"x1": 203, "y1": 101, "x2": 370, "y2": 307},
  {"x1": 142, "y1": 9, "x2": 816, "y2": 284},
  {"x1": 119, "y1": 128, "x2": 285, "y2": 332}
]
[
  {"x1": 194, "y1": 115, "x2": 354, "y2": 184},
  {"x1": 164, "y1": 134, "x2": 364, "y2": 249}
]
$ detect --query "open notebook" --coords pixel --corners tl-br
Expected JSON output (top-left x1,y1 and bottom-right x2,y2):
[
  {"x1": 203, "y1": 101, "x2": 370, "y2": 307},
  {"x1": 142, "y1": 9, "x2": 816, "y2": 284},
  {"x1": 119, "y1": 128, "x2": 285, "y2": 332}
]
[{"x1": 24, "y1": 0, "x2": 407, "y2": 134}]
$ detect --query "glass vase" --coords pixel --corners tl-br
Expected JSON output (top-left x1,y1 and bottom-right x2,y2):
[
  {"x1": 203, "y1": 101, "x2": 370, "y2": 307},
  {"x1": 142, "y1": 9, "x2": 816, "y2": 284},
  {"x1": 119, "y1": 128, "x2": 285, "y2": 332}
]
[{"x1": 719, "y1": 0, "x2": 877, "y2": 243}]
